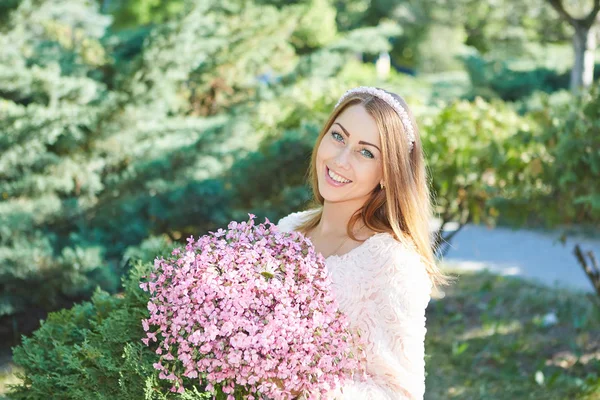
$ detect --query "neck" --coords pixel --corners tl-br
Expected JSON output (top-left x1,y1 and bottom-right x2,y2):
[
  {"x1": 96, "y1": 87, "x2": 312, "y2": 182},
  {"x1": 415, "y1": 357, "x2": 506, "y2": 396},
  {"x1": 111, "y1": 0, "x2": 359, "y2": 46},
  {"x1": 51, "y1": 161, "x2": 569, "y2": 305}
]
[{"x1": 317, "y1": 199, "x2": 365, "y2": 237}]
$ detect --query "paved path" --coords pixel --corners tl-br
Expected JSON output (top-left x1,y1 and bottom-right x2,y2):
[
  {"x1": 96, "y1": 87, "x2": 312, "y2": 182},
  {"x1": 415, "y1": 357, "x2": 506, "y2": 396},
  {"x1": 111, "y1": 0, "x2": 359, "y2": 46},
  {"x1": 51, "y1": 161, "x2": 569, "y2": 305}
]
[{"x1": 439, "y1": 223, "x2": 600, "y2": 293}]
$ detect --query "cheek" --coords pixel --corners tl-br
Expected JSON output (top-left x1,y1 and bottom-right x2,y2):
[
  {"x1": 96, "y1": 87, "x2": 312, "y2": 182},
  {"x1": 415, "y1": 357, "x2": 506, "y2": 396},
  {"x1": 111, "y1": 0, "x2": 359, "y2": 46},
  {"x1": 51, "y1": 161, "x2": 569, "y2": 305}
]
[
  {"x1": 317, "y1": 137, "x2": 335, "y2": 160},
  {"x1": 357, "y1": 164, "x2": 382, "y2": 185}
]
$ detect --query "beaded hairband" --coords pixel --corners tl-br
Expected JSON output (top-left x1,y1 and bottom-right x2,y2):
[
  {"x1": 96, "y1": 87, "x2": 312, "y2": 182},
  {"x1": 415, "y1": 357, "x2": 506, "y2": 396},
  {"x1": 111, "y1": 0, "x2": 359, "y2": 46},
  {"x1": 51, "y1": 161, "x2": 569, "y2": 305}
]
[{"x1": 334, "y1": 86, "x2": 416, "y2": 152}]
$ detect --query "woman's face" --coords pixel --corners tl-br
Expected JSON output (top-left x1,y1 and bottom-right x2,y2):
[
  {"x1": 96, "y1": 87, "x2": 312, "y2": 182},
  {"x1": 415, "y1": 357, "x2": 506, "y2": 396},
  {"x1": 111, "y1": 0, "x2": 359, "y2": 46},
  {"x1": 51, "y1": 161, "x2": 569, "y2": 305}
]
[{"x1": 316, "y1": 104, "x2": 383, "y2": 205}]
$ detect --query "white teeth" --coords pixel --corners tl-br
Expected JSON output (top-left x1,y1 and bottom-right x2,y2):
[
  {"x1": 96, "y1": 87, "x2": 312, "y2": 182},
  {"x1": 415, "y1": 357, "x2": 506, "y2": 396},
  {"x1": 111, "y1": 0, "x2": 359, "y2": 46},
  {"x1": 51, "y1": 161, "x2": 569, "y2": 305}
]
[{"x1": 328, "y1": 168, "x2": 351, "y2": 183}]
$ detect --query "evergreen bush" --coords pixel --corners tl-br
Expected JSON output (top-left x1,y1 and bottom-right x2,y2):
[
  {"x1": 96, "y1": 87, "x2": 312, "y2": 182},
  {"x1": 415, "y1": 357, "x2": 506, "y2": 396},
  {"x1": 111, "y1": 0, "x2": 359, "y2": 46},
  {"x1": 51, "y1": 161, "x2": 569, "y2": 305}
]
[{"x1": 8, "y1": 259, "x2": 211, "y2": 399}]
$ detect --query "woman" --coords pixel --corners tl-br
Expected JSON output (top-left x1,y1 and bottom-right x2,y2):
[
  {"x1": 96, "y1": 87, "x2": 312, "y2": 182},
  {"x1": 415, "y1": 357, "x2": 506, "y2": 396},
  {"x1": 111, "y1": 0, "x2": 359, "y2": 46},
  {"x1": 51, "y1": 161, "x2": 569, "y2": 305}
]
[{"x1": 276, "y1": 87, "x2": 450, "y2": 399}]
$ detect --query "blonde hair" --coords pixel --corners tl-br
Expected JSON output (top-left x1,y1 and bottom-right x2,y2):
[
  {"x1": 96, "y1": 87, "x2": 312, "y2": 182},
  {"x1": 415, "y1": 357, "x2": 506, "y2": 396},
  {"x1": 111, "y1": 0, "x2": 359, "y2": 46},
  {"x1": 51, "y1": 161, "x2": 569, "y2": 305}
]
[{"x1": 296, "y1": 88, "x2": 452, "y2": 290}]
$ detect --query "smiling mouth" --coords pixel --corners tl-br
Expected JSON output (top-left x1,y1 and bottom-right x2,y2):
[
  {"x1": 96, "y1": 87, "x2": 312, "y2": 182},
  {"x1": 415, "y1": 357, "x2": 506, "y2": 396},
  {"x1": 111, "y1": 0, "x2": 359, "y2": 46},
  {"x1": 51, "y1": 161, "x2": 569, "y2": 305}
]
[{"x1": 326, "y1": 166, "x2": 352, "y2": 184}]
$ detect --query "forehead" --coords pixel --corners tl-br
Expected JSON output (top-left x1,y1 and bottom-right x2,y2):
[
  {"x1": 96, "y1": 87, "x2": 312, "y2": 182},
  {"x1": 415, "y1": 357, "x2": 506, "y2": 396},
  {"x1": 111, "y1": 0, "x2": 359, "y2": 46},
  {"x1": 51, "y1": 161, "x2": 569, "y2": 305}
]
[{"x1": 333, "y1": 104, "x2": 380, "y2": 144}]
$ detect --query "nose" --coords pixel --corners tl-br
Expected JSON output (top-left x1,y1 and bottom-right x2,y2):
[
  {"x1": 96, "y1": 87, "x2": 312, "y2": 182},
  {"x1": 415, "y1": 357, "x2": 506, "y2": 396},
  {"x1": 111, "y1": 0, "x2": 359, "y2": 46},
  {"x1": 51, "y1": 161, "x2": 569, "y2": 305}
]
[{"x1": 333, "y1": 147, "x2": 351, "y2": 170}]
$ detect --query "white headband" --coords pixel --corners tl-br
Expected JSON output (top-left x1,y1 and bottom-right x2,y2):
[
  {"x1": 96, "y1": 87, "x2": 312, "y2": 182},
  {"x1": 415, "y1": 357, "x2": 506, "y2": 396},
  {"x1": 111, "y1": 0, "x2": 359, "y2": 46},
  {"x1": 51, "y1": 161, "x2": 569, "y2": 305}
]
[{"x1": 334, "y1": 86, "x2": 415, "y2": 152}]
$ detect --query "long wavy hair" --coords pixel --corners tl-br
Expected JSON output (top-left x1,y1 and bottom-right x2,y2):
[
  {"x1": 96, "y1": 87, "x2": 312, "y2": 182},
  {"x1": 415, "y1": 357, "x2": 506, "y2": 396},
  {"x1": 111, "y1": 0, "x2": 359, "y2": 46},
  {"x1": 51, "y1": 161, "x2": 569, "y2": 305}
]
[{"x1": 295, "y1": 88, "x2": 451, "y2": 289}]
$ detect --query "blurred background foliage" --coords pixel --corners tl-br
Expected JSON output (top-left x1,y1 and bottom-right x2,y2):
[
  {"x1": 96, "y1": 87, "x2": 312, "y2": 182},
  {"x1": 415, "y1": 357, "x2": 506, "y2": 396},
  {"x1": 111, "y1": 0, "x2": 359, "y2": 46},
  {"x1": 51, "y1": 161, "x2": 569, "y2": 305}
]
[{"x1": 1, "y1": 0, "x2": 599, "y2": 398}]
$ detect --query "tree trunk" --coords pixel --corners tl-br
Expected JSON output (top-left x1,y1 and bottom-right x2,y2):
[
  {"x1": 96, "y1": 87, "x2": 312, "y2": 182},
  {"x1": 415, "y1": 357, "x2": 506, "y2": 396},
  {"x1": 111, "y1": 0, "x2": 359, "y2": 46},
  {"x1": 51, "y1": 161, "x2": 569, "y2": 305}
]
[
  {"x1": 571, "y1": 24, "x2": 597, "y2": 92},
  {"x1": 546, "y1": 0, "x2": 600, "y2": 93}
]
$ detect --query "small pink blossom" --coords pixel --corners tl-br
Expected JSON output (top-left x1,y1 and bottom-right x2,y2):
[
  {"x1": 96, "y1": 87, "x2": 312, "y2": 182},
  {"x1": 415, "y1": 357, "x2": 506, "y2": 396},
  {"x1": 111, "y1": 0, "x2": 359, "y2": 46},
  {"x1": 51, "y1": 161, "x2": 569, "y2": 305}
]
[{"x1": 139, "y1": 214, "x2": 366, "y2": 398}]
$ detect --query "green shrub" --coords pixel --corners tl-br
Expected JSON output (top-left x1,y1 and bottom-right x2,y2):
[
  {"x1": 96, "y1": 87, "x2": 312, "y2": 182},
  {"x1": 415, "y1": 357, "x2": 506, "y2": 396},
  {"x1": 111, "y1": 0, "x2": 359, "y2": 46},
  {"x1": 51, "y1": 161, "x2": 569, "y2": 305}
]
[
  {"x1": 548, "y1": 86, "x2": 600, "y2": 223},
  {"x1": 226, "y1": 124, "x2": 317, "y2": 220},
  {"x1": 460, "y1": 51, "x2": 600, "y2": 102},
  {"x1": 0, "y1": 0, "x2": 304, "y2": 334},
  {"x1": 421, "y1": 97, "x2": 537, "y2": 228},
  {"x1": 480, "y1": 84, "x2": 600, "y2": 229},
  {"x1": 8, "y1": 260, "x2": 209, "y2": 399},
  {"x1": 526, "y1": 84, "x2": 600, "y2": 227},
  {"x1": 461, "y1": 53, "x2": 572, "y2": 101}
]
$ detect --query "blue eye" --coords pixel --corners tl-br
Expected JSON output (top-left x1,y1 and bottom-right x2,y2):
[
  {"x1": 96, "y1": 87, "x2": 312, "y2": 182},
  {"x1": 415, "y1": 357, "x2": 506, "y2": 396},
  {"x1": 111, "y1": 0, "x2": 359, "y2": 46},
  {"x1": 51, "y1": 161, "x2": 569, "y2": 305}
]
[
  {"x1": 331, "y1": 131, "x2": 375, "y2": 159},
  {"x1": 361, "y1": 149, "x2": 374, "y2": 159},
  {"x1": 331, "y1": 131, "x2": 344, "y2": 142}
]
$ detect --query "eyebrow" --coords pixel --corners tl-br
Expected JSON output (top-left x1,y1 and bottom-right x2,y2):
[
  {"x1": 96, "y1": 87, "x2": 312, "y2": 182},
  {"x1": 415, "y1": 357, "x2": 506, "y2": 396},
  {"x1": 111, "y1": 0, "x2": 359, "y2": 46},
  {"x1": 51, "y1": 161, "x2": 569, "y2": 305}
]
[{"x1": 334, "y1": 122, "x2": 381, "y2": 152}]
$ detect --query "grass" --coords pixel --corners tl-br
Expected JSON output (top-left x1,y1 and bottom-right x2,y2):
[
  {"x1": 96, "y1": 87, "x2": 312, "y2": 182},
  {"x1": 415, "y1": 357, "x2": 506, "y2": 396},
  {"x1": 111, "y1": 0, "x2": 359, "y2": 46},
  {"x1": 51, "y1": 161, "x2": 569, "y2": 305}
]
[
  {"x1": 0, "y1": 269, "x2": 598, "y2": 399},
  {"x1": 426, "y1": 268, "x2": 600, "y2": 399}
]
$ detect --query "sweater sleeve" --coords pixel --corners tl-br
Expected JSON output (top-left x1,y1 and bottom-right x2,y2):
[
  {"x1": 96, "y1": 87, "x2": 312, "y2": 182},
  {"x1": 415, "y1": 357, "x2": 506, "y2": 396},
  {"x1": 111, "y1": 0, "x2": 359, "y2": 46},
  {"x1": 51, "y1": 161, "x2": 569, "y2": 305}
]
[{"x1": 328, "y1": 242, "x2": 433, "y2": 400}]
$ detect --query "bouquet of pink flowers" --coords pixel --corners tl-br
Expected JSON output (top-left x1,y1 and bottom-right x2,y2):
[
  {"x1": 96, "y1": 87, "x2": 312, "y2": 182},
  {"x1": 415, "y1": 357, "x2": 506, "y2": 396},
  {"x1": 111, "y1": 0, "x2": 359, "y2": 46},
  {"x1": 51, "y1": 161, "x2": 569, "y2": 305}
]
[{"x1": 139, "y1": 214, "x2": 365, "y2": 399}]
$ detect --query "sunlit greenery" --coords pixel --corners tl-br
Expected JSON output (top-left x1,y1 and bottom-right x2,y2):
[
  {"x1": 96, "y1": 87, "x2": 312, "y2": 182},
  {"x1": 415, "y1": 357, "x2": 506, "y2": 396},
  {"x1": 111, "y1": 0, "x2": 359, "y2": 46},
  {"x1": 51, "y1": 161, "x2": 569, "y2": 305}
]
[{"x1": 1, "y1": 0, "x2": 599, "y2": 398}]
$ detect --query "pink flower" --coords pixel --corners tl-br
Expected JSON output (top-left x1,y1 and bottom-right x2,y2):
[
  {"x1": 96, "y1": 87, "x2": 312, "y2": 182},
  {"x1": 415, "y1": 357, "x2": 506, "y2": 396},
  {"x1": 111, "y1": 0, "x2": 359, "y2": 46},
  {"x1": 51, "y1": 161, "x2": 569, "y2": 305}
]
[
  {"x1": 152, "y1": 362, "x2": 164, "y2": 371},
  {"x1": 139, "y1": 213, "x2": 366, "y2": 397}
]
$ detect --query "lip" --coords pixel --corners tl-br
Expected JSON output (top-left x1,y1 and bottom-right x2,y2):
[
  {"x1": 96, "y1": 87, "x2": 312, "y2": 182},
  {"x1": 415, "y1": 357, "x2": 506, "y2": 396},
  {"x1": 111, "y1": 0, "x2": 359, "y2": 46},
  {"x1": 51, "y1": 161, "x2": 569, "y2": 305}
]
[{"x1": 325, "y1": 166, "x2": 352, "y2": 187}]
